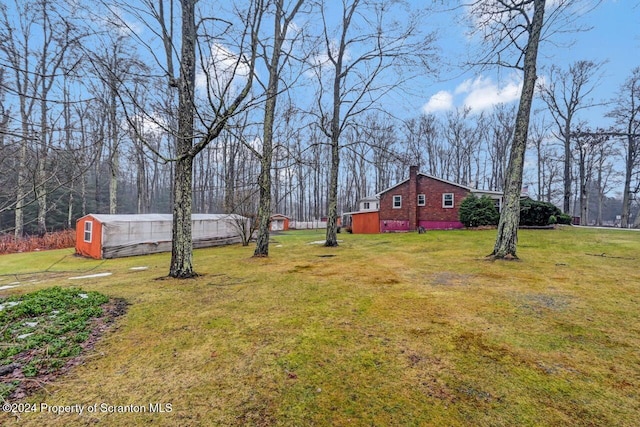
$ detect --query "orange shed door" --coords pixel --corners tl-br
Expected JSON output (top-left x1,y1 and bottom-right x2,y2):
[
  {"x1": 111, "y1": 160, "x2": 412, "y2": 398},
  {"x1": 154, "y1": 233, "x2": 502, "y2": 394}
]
[{"x1": 75, "y1": 216, "x2": 103, "y2": 259}]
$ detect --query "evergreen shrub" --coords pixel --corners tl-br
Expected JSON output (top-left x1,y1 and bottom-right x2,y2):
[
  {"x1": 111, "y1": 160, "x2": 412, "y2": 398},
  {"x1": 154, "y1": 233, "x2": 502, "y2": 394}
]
[{"x1": 459, "y1": 195, "x2": 500, "y2": 227}]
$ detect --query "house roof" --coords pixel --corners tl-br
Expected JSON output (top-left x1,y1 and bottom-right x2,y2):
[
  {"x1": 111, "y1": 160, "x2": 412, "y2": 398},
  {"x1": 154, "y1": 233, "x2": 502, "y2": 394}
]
[
  {"x1": 353, "y1": 172, "x2": 510, "y2": 207},
  {"x1": 343, "y1": 210, "x2": 379, "y2": 216},
  {"x1": 375, "y1": 172, "x2": 481, "y2": 196},
  {"x1": 358, "y1": 195, "x2": 380, "y2": 203},
  {"x1": 270, "y1": 214, "x2": 290, "y2": 219},
  {"x1": 470, "y1": 189, "x2": 504, "y2": 198}
]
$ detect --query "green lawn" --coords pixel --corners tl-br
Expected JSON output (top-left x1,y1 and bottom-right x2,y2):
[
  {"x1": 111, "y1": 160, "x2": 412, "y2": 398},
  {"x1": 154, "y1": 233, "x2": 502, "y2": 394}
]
[{"x1": 1, "y1": 227, "x2": 639, "y2": 426}]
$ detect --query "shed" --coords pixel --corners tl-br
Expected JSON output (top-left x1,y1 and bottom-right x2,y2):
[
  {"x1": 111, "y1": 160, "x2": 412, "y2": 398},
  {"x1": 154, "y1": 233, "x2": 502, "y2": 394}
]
[
  {"x1": 346, "y1": 210, "x2": 380, "y2": 234},
  {"x1": 75, "y1": 213, "x2": 250, "y2": 259},
  {"x1": 270, "y1": 214, "x2": 290, "y2": 231}
]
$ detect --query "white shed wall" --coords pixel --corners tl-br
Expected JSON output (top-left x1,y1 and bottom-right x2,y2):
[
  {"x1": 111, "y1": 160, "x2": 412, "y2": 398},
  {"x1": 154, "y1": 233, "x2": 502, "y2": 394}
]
[{"x1": 89, "y1": 214, "x2": 249, "y2": 258}]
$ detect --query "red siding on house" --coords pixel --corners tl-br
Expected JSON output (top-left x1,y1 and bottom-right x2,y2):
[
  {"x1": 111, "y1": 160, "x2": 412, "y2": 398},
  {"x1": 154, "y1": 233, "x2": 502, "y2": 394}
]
[
  {"x1": 380, "y1": 220, "x2": 410, "y2": 232},
  {"x1": 378, "y1": 172, "x2": 470, "y2": 231},
  {"x1": 419, "y1": 220, "x2": 465, "y2": 230}
]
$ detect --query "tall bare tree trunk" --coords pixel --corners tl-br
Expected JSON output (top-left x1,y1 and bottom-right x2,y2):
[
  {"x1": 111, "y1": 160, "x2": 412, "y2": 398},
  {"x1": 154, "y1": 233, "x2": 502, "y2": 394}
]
[
  {"x1": 36, "y1": 82, "x2": 49, "y2": 236},
  {"x1": 254, "y1": 0, "x2": 304, "y2": 257},
  {"x1": 325, "y1": 133, "x2": 340, "y2": 246},
  {"x1": 254, "y1": 101, "x2": 275, "y2": 256},
  {"x1": 492, "y1": 0, "x2": 545, "y2": 259},
  {"x1": 15, "y1": 93, "x2": 31, "y2": 238},
  {"x1": 15, "y1": 133, "x2": 27, "y2": 238},
  {"x1": 170, "y1": 0, "x2": 196, "y2": 278},
  {"x1": 621, "y1": 131, "x2": 636, "y2": 228},
  {"x1": 254, "y1": 47, "x2": 280, "y2": 257},
  {"x1": 171, "y1": 155, "x2": 194, "y2": 277},
  {"x1": 324, "y1": 1, "x2": 349, "y2": 247},
  {"x1": 67, "y1": 193, "x2": 74, "y2": 228},
  {"x1": 563, "y1": 121, "x2": 572, "y2": 214},
  {"x1": 108, "y1": 75, "x2": 119, "y2": 214}
]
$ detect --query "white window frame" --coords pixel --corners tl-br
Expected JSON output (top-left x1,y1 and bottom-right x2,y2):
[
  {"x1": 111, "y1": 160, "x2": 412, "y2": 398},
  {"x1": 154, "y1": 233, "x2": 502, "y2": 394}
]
[
  {"x1": 393, "y1": 195, "x2": 402, "y2": 209},
  {"x1": 363, "y1": 202, "x2": 370, "y2": 210},
  {"x1": 84, "y1": 221, "x2": 93, "y2": 242},
  {"x1": 417, "y1": 194, "x2": 426, "y2": 206},
  {"x1": 442, "y1": 193, "x2": 454, "y2": 208}
]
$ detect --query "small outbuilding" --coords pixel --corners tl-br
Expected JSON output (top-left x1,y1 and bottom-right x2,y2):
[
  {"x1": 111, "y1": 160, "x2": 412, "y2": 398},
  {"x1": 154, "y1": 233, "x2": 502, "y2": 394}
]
[
  {"x1": 345, "y1": 210, "x2": 380, "y2": 234},
  {"x1": 75, "y1": 213, "x2": 250, "y2": 259},
  {"x1": 270, "y1": 214, "x2": 290, "y2": 231}
]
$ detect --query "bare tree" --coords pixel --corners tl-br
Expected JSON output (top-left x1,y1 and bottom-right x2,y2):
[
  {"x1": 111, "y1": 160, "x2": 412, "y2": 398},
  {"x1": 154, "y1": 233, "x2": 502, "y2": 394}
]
[
  {"x1": 538, "y1": 60, "x2": 604, "y2": 214},
  {"x1": 571, "y1": 127, "x2": 611, "y2": 225},
  {"x1": 443, "y1": 107, "x2": 485, "y2": 186},
  {"x1": 528, "y1": 117, "x2": 558, "y2": 202},
  {"x1": 466, "y1": 0, "x2": 546, "y2": 259},
  {"x1": 310, "y1": 0, "x2": 436, "y2": 245},
  {"x1": 253, "y1": 0, "x2": 306, "y2": 258},
  {"x1": 402, "y1": 114, "x2": 439, "y2": 175},
  {"x1": 86, "y1": 32, "x2": 147, "y2": 215},
  {"x1": 465, "y1": 0, "x2": 602, "y2": 257},
  {"x1": 0, "y1": 1, "x2": 42, "y2": 237},
  {"x1": 608, "y1": 67, "x2": 640, "y2": 228},
  {"x1": 487, "y1": 104, "x2": 516, "y2": 191},
  {"x1": 173, "y1": 0, "x2": 262, "y2": 277},
  {"x1": 591, "y1": 133, "x2": 618, "y2": 226},
  {"x1": 101, "y1": 0, "x2": 266, "y2": 277},
  {"x1": 0, "y1": 0, "x2": 84, "y2": 236}
]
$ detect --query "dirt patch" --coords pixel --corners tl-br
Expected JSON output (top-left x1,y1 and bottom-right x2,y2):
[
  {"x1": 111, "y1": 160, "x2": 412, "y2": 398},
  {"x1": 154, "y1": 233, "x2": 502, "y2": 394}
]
[
  {"x1": 430, "y1": 272, "x2": 472, "y2": 286},
  {"x1": 1, "y1": 298, "x2": 128, "y2": 401},
  {"x1": 516, "y1": 293, "x2": 571, "y2": 316}
]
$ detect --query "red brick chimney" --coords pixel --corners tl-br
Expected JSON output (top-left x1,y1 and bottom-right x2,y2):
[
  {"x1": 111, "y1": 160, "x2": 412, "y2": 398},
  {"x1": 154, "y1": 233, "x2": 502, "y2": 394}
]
[{"x1": 408, "y1": 165, "x2": 418, "y2": 230}]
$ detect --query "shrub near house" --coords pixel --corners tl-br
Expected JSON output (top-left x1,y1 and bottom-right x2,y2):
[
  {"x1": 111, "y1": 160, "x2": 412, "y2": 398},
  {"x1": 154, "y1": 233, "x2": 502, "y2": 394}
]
[
  {"x1": 459, "y1": 196, "x2": 571, "y2": 228},
  {"x1": 519, "y1": 198, "x2": 570, "y2": 226},
  {"x1": 459, "y1": 195, "x2": 500, "y2": 227}
]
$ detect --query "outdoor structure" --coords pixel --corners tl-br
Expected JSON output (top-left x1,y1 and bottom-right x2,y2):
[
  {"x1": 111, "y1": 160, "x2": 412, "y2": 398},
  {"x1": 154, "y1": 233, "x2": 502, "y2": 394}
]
[
  {"x1": 269, "y1": 214, "x2": 290, "y2": 231},
  {"x1": 349, "y1": 210, "x2": 381, "y2": 234},
  {"x1": 75, "y1": 213, "x2": 250, "y2": 259},
  {"x1": 345, "y1": 166, "x2": 503, "y2": 233}
]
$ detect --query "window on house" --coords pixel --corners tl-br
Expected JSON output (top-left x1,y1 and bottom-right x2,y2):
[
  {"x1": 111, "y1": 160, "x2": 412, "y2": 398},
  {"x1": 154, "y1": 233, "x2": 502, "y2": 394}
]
[
  {"x1": 393, "y1": 195, "x2": 402, "y2": 208},
  {"x1": 84, "y1": 221, "x2": 93, "y2": 242},
  {"x1": 442, "y1": 193, "x2": 454, "y2": 208},
  {"x1": 417, "y1": 194, "x2": 426, "y2": 206},
  {"x1": 364, "y1": 202, "x2": 370, "y2": 210}
]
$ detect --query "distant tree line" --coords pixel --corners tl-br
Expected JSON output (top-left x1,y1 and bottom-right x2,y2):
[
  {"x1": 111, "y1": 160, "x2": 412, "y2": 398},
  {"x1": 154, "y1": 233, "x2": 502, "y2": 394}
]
[{"x1": 0, "y1": 0, "x2": 639, "y2": 274}]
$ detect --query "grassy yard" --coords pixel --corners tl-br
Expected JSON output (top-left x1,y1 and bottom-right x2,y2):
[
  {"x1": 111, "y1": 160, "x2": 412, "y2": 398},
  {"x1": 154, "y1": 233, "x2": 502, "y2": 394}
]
[{"x1": 0, "y1": 227, "x2": 639, "y2": 426}]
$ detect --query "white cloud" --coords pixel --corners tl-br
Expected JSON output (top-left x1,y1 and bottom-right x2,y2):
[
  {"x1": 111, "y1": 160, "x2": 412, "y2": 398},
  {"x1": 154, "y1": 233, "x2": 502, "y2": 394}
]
[
  {"x1": 196, "y1": 43, "x2": 251, "y2": 94},
  {"x1": 305, "y1": 40, "x2": 351, "y2": 79},
  {"x1": 454, "y1": 79, "x2": 472, "y2": 95},
  {"x1": 422, "y1": 74, "x2": 522, "y2": 114},
  {"x1": 422, "y1": 90, "x2": 454, "y2": 113},
  {"x1": 459, "y1": 75, "x2": 522, "y2": 111}
]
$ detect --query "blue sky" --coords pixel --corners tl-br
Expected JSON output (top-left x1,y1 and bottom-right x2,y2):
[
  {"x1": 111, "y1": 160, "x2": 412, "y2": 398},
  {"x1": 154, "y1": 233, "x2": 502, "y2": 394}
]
[{"x1": 399, "y1": 1, "x2": 640, "y2": 128}]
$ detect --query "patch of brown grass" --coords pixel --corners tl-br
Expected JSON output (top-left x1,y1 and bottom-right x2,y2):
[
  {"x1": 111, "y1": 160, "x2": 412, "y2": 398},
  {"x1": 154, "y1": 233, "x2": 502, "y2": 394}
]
[
  {"x1": 0, "y1": 230, "x2": 75, "y2": 255},
  {"x1": 0, "y1": 228, "x2": 638, "y2": 426}
]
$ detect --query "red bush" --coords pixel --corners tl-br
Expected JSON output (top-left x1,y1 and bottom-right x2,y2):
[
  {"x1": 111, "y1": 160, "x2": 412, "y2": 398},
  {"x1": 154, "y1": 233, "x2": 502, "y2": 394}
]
[{"x1": 0, "y1": 230, "x2": 76, "y2": 255}]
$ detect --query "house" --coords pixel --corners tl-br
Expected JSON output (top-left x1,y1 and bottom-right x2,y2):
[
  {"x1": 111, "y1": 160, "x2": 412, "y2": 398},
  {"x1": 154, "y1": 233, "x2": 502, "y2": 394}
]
[
  {"x1": 358, "y1": 195, "x2": 380, "y2": 211},
  {"x1": 75, "y1": 213, "x2": 250, "y2": 259},
  {"x1": 270, "y1": 214, "x2": 290, "y2": 231},
  {"x1": 346, "y1": 166, "x2": 503, "y2": 233}
]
